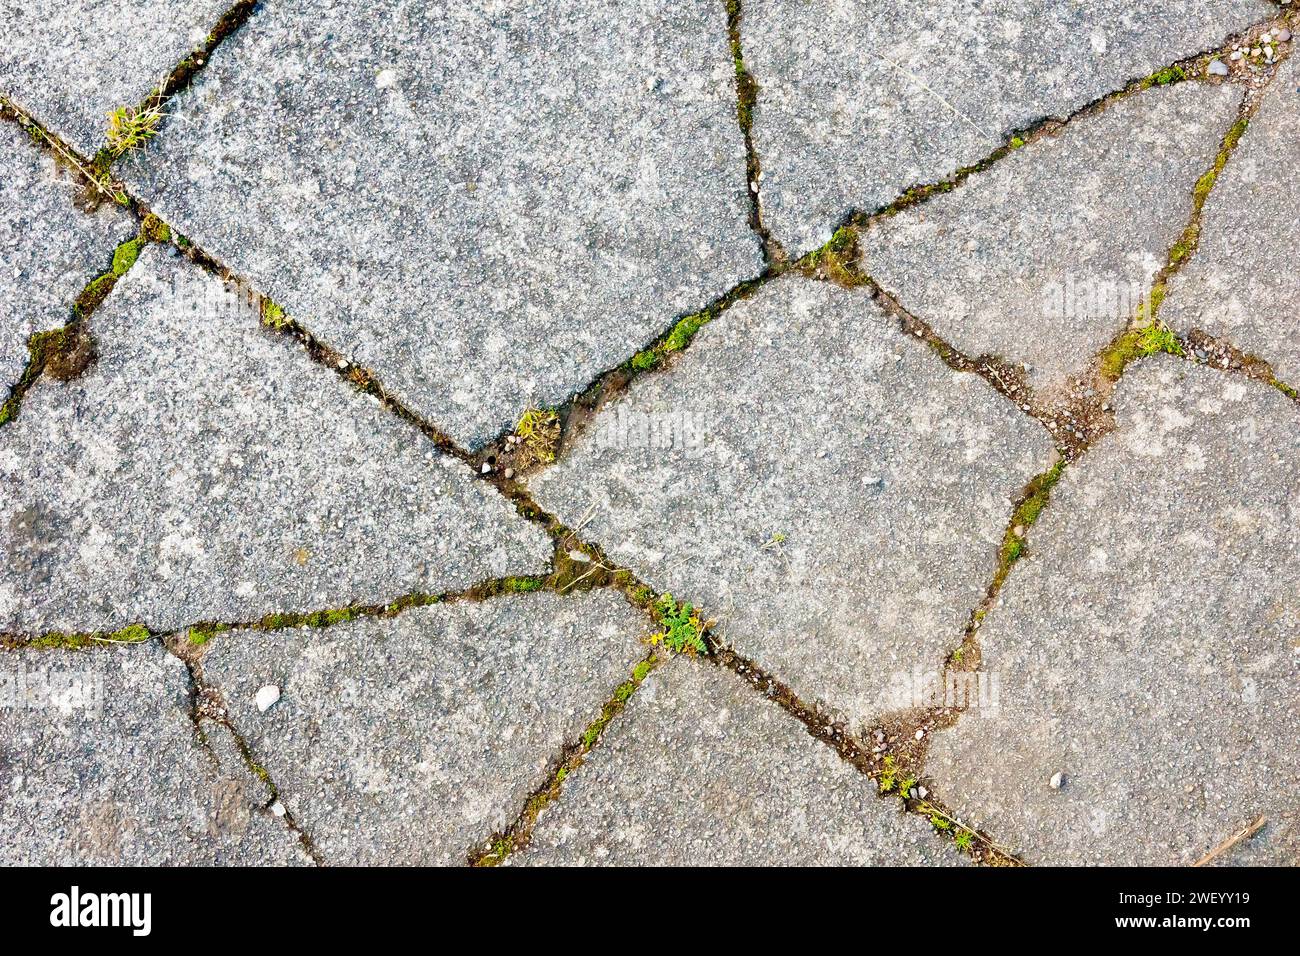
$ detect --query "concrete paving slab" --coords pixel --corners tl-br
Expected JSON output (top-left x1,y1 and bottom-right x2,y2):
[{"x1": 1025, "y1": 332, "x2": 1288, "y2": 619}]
[
  {"x1": 529, "y1": 277, "x2": 1055, "y2": 730},
  {"x1": 0, "y1": 246, "x2": 551, "y2": 634},
  {"x1": 861, "y1": 83, "x2": 1240, "y2": 394},
  {"x1": 516, "y1": 659, "x2": 959, "y2": 865},
  {"x1": 742, "y1": 0, "x2": 1271, "y2": 255},
  {"x1": 925, "y1": 359, "x2": 1300, "y2": 865},
  {"x1": 124, "y1": 0, "x2": 762, "y2": 448},
  {"x1": 0, "y1": 0, "x2": 232, "y2": 156},
  {"x1": 0, "y1": 641, "x2": 310, "y2": 864},
  {"x1": 1162, "y1": 55, "x2": 1300, "y2": 385}
]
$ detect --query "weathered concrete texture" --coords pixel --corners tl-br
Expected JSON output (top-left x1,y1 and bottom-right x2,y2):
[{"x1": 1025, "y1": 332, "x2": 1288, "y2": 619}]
[
  {"x1": 0, "y1": 0, "x2": 231, "y2": 156},
  {"x1": 1162, "y1": 55, "x2": 1300, "y2": 385},
  {"x1": 0, "y1": 247, "x2": 551, "y2": 634},
  {"x1": 861, "y1": 83, "x2": 1240, "y2": 393},
  {"x1": 0, "y1": 642, "x2": 310, "y2": 865},
  {"x1": 743, "y1": 0, "x2": 1271, "y2": 255},
  {"x1": 198, "y1": 591, "x2": 651, "y2": 865},
  {"x1": 0, "y1": 121, "x2": 135, "y2": 387},
  {"x1": 926, "y1": 359, "x2": 1300, "y2": 866},
  {"x1": 124, "y1": 0, "x2": 762, "y2": 449},
  {"x1": 529, "y1": 277, "x2": 1054, "y2": 729},
  {"x1": 516, "y1": 659, "x2": 957, "y2": 865}
]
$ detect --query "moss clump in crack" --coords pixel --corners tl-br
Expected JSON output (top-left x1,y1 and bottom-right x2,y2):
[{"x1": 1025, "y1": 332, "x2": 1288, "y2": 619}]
[
  {"x1": 651, "y1": 594, "x2": 708, "y2": 655},
  {"x1": 801, "y1": 225, "x2": 860, "y2": 286},
  {"x1": 260, "y1": 298, "x2": 289, "y2": 330},
  {"x1": 140, "y1": 213, "x2": 171, "y2": 243},
  {"x1": 992, "y1": 459, "x2": 1066, "y2": 591},
  {"x1": 1149, "y1": 64, "x2": 1188, "y2": 87},
  {"x1": 74, "y1": 233, "x2": 148, "y2": 316},
  {"x1": 514, "y1": 408, "x2": 561, "y2": 467},
  {"x1": 1099, "y1": 317, "x2": 1183, "y2": 381},
  {"x1": 17, "y1": 622, "x2": 152, "y2": 650},
  {"x1": 29, "y1": 325, "x2": 97, "y2": 382},
  {"x1": 630, "y1": 308, "x2": 715, "y2": 372}
]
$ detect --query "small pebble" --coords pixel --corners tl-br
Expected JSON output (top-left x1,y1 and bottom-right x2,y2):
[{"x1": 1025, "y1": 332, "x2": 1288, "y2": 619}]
[
  {"x1": 914, "y1": 728, "x2": 925, "y2": 741},
  {"x1": 255, "y1": 685, "x2": 280, "y2": 713},
  {"x1": 1231, "y1": 50, "x2": 1243, "y2": 60},
  {"x1": 1278, "y1": 29, "x2": 1292, "y2": 42},
  {"x1": 270, "y1": 801, "x2": 287, "y2": 817},
  {"x1": 567, "y1": 550, "x2": 590, "y2": 562},
  {"x1": 480, "y1": 462, "x2": 492, "y2": 474},
  {"x1": 503, "y1": 467, "x2": 515, "y2": 479},
  {"x1": 1049, "y1": 771, "x2": 1065, "y2": 789},
  {"x1": 1207, "y1": 59, "x2": 1229, "y2": 76}
]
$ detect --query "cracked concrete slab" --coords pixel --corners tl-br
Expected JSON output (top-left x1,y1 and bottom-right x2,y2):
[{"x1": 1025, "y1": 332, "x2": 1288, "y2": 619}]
[
  {"x1": 529, "y1": 277, "x2": 1055, "y2": 730},
  {"x1": 0, "y1": 0, "x2": 232, "y2": 157},
  {"x1": 1162, "y1": 55, "x2": 1300, "y2": 385},
  {"x1": 0, "y1": 246, "x2": 551, "y2": 634},
  {"x1": 123, "y1": 0, "x2": 762, "y2": 449},
  {"x1": 198, "y1": 590, "x2": 650, "y2": 865},
  {"x1": 861, "y1": 82, "x2": 1240, "y2": 394},
  {"x1": 925, "y1": 359, "x2": 1300, "y2": 866},
  {"x1": 742, "y1": 0, "x2": 1271, "y2": 256},
  {"x1": 515, "y1": 659, "x2": 957, "y2": 865},
  {"x1": 1, "y1": 120, "x2": 135, "y2": 388},
  {"x1": 0, "y1": 641, "x2": 310, "y2": 865}
]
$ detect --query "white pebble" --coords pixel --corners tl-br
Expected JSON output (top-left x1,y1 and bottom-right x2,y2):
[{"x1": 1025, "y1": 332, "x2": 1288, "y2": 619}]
[
  {"x1": 1049, "y1": 771, "x2": 1065, "y2": 789},
  {"x1": 270, "y1": 801, "x2": 287, "y2": 817},
  {"x1": 1207, "y1": 59, "x2": 1229, "y2": 76},
  {"x1": 255, "y1": 685, "x2": 281, "y2": 713}
]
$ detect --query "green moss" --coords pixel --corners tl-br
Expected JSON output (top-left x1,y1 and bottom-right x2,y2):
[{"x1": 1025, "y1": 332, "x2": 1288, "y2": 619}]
[
  {"x1": 991, "y1": 459, "x2": 1067, "y2": 591},
  {"x1": 260, "y1": 299, "x2": 289, "y2": 330},
  {"x1": 502, "y1": 576, "x2": 545, "y2": 593},
  {"x1": 801, "y1": 225, "x2": 860, "y2": 286},
  {"x1": 111, "y1": 237, "x2": 144, "y2": 276},
  {"x1": 140, "y1": 214, "x2": 171, "y2": 243},
  {"x1": 662, "y1": 309, "x2": 710, "y2": 353},
  {"x1": 630, "y1": 349, "x2": 659, "y2": 371},
  {"x1": 1009, "y1": 135, "x2": 1026, "y2": 149},
  {"x1": 22, "y1": 621, "x2": 152, "y2": 650},
  {"x1": 1150, "y1": 64, "x2": 1188, "y2": 87}
]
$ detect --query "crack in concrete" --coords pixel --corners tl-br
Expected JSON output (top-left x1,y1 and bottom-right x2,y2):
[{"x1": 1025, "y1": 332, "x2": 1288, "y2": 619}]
[
  {"x1": 723, "y1": 0, "x2": 784, "y2": 268},
  {"x1": 98, "y1": 0, "x2": 260, "y2": 170},
  {"x1": 165, "y1": 632, "x2": 326, "y2": 865},
  {"x1": 0, "y1": 217, "x2": 165, "y2": 429}
]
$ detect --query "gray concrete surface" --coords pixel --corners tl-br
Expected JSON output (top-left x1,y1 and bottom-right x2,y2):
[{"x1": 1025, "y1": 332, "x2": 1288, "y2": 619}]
[
  {"x1": 0, "y1": 0, "x2": 232, "y2": 156},
  {"x1": 198, "y1": 590, "x2": 651, "y2": 865},
  {"x1": 0, "y1": 641, "x2": 311, "y2": 864},
  {"x1": 861, "y1": 82, "x2": 1239, "y2": 394},
  {"x1": 1, "y1": 120, "x2": 135, "y2": 387},
  {"x1": 924, "y1": 359, "x2": 1300, "y2": 866},
  {"x1": 1162, "y1": 54, "x2": 1300, "y2": 385},
  {"x1": 123, "y1": 0, "x2": 762, "y2": 448},
  {"x1": 0, "y1": 247, "x2": 551, "y2": 634},
  {"x1": 529, "y1": 277, "x2": 1055, "y2": 731},
  {"x1": 742, "y1": 0, "x2": 1271, "y2": 255},
  {"x1": 516, "y1": 658, "x2": 959, "y2": 865}
]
